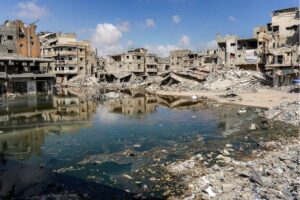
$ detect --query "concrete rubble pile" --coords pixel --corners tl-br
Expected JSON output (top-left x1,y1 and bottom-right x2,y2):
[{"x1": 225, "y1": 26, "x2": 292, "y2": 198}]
[
  {"x1": 204, "y1": 68, "x2": 267, "y2": 93},
  {"x1": 168, "y1": 141, "x2": 299, "y2": 200},
  {"x1": 62, "y1": 75, "x2": 98, "y2": 87},
  {"x1": 145, "y1": 66, "x2": 268, "y2": 94},
  {"x1": 61, "y1": 66, "x2": 269, "y2": 95},
  {"x1": 264, "y1": 101, "x2": 300, "y2": 125}
]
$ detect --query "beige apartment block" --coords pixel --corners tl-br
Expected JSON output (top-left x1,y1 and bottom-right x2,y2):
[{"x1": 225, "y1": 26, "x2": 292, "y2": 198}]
[
  {"x1": 216, "y1": 7, "x2": 299, "y2": 86},
  {"x1": 264, "y1": 7, "x2": 299, "y2": 86},
  {"x1": 106, "y1": 48, "x2": 156, "y2": 76},
  {"x1": 170, "y1": 49, "x2": 218, "y2": 71},
  {"x1": 216, "y1": 34, "x2": 263, "y2": 71},
  {"x1": 39, "y1": 32, "x2": 98, "y2": 83}
]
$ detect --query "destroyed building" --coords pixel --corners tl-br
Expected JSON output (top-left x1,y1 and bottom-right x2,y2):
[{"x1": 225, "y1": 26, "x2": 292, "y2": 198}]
[
  {"x1": 264, "y1": 7, "x2": 300, "y2": 86},
  {"x1": 170, "y1": 50, "x2": 197, "y2": 70},
  {"x1": 39, "y1": 32, "x2": 99, "y2": 84},
  {"x1": 157, "y1": 57, "x2": 170, "y2": 72},
  {"x1": 216, "y1": 7, "x2": 299, "y2": 86},
  {"x1": 170, "y1": 49, "x2": 218, "y2": 71},
  {"x1": 101, "y1": 48, "x2": 161, "y2": 82},
  {"x1": 0, "y1": 20, "x2": 55, "y2": 95},
  {"x1": 216, "y1": 34, "x2": 263, "y2": 71},
  {"x1": 106, "y1": 48, "x2": 147, "y2": 75}
]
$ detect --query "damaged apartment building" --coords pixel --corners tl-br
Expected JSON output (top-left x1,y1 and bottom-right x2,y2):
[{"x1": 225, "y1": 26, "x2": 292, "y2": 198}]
[
  {"x1": 0, "y1": 20, "x2": 54, "y2": 95},
  {"x1": 103, "y1": 48, "x2": 161, "y2": 82},
  {"x1": 169, "y1": 49, "x2": 218, "y2": 71},
  {"x1": 39, "y1": 32, "x2": 99, "y2": 84},
  {"x1": 216, "y1": 7, "x2": 299, "y2": 86}
]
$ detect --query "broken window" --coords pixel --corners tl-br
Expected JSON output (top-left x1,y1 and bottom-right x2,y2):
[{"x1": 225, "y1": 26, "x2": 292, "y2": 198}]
[
  {"x1": 138, "y1": 64, "x2": 141, "y2": 69},
  {"x1": 7, "y1": 35, "x2": 13, "y2": 40},
  {"x1": 273, "y1": 26, "x2": 279, "y2": 32},
  {"x1": 68, "y1": 48, "x2": 72, "y2": 51},
  {"x1": 277, "y1": 55, "x2": 283, "y2": 64},
  {"x1": 80, "y1": 67, "x2": 84, "y2": 70},
  {"x1": 80, "y1": 58, "x2": 83, "y2": 61},
  {"x1": 20, "y1": 43, "x2": 23, "y2": 47},
  {"x1": 137, "y1": 56, "x2": 141, "y2": 60},
  {"x1": 69, "y1": 67, "x2": 75, "y2": 70},
  {"x1": 127, "y1": 56, "x2": 129, "y2": 59},
  {"x1": 230, "y1": 43, "x2": 236, "y2": 46},
  {"x1": 0, "y1": 35, "x2": 2, "y2": 44},
  {"x1": 8, "y1": 50, "x2": 13, "y2": 53},
  {"x1": 69, "y1": 57, "x2": 72, "y2": 61},
  {"x1": 230, "y1": 53, "x2": 235, "y2": 58}
]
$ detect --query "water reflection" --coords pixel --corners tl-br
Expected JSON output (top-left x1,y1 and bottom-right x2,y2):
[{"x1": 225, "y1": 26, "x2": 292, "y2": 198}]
[
  {"x1": 0, "y1": 89, "x2": 256, "y2": 161},
  {"x1": 0, "y1": 91, "x2": 98, "y2": 160}
]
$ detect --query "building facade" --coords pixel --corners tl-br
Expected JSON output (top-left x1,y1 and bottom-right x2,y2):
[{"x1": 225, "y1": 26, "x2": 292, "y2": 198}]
[
  {"x1": 39, "y1": 32, "x2": 99, "y2": 83},
  {"x1": 264, "y1": 7, "x2": 300, "y2": 86},
  {"x1": 0, "y1": 20, "x2": 54, "y2": 95},
  {"x1": 106, "y1": 48, "x2": 159, "y2": 76}
]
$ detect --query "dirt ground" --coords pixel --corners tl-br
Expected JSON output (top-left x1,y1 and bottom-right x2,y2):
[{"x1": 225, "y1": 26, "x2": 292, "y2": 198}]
[{"x1": 154, "y1": 88, "x2": 300, "y2": 109}]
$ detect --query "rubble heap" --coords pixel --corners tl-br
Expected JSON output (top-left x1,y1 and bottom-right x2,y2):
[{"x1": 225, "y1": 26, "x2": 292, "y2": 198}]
[
  {"x1": 146, "y1": 67, "x2": 268, "y2": 94},
  {"x1": 62, "y1": 75, "x2": 98, "y2": 87},
  {"x1": 204, "y1": 68, "x2": 267, "y2": 93},
  {"x1": 61, "y1": 67, "x2": 269, "y2": 95},
  {"x1": 168, "y1": 141, "x2": 299, "y2": 200},
  {"x1": 264, "y1": 101, "x2": 300, "y2": 125}
]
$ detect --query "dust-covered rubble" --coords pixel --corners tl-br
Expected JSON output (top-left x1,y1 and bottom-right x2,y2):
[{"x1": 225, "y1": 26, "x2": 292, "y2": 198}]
[
  {"x1": 60, "y1": 67, "x2": 269, "y2": 96},
  {"x1": 264, "y1": 101, "x2": 300, "y2": 125},
  {"x1": 167, "y1": 140, "x2": 300, "y2": 200}
]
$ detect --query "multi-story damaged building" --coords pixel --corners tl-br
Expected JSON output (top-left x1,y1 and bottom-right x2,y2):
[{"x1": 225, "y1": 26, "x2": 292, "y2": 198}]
[
  {"x1": 170, "y1": 50, "x2": 196, "y2": 70},
  {"x1": 157, "y1": 57, "x2": 170, "y2": 72},
  {"x1": 170, "y1": 49, "x2": 218, "y2": 71},
  {"x1": 106, "y1": 48, "x2": 159, "y2": 76},
  {"x1": 0, "y1": 20, "x2": 55, "y2": 95},
  {"x1": 39, "y1": 32, "x2": 99, "y2": 83},
  {"x1": 216, "y1": 34, "x2": 264, "y2": 71},
  {"x1": 264, "y1": 7, "x2": 299, "y2": 86},
  {"x1": 216, "y1": 7, "x2": 299, "y2": 86}
]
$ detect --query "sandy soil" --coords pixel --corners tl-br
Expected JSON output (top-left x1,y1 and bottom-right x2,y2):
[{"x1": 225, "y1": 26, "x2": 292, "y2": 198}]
[{"x1": 154, "y1": 88, "x2": 300, "y2": 109}]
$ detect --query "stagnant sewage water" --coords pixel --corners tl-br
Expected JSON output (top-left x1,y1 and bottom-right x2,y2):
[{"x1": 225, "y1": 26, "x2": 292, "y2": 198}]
[{"x1": 0, "y1": 91, "x2": 298, "y2": 199}]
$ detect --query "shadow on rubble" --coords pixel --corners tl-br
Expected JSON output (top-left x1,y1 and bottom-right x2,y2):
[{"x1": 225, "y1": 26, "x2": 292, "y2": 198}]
[{"x1": 0, "y1": 156, "x2": 161, "y2": 200}]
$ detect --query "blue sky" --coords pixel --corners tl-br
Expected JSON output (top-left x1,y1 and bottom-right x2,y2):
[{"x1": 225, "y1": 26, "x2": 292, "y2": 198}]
[{"x1": 0, "y1": 0, "x2": 298, "y2": 56}]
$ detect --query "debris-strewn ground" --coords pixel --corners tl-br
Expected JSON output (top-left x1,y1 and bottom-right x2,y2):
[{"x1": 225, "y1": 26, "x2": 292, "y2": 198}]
[
  {"x1": 62, "y1": 75, "x2": 98, "y2": 87},
  {"x1": 61, "y1": 67, "x2": 269, "y2": 96},
  {"x1": 146, "y1": 67, "x2": 268, "y2": 95},
  {"x1": 167, "y1": 140, "x2": 300, "y2": 200},
  {"x1": 264, "y1": 101, "x2": 300, "y2": 126}
]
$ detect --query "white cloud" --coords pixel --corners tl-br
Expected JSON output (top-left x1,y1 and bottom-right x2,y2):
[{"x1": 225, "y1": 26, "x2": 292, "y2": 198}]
[
  {"x1": 179, "y1": 35, "x2": 190, "y2": 46},
  {"x1": 118, "y1": 21, "x2": 130, "y2": 32},
  {"x1": 145, "y1": 19, "x2": 156, "y2": 28},
  {"x1": 16, "y1": 0, "x2": 47, "y2": 20},
  {"x1": 145, "y1": 44, "x2": 179, "y2": 57},
  {"x1": 92, "y1": 23, "x2": 122, "y2": 46},
  {"x1": 91, "y1": 23, "x2": 125, "y2": 56},
  {"x1": 172, "y1": 15, "x2": 181, "y2": 24},
  {"x1": 228, "y1": 16, "x2": 238, "y2": 22}
]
